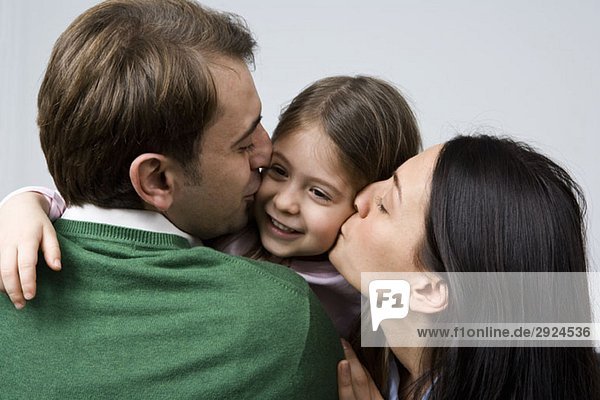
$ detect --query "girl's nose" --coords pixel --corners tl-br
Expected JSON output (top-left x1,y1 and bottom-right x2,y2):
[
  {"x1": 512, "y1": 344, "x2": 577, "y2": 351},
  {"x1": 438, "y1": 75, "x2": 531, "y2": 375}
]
[{"x1": 273, "y1": 186, "x2": 300, "y2": 215}]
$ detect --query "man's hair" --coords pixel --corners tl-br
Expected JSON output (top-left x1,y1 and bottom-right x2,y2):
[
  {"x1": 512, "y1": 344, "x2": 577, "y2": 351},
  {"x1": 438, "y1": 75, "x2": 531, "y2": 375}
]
[
  {"x1": 272, "y1": 76, "x2": 421, "y2": 190},
  {"x1": 38, "y1": 0, "x2": 256, "y2": 207}
]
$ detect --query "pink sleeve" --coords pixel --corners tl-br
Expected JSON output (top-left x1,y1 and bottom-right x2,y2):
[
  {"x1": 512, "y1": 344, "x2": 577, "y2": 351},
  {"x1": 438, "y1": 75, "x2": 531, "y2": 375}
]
[
  {"x1": 0, "y1": 186, "x2": 66, "y2": 221},
  {"x1": 289, "y1": 259, "x2": 362, "y2": 338},
  {"x1": 208, "y1": 225, "x2": 261, "y2": 256}
]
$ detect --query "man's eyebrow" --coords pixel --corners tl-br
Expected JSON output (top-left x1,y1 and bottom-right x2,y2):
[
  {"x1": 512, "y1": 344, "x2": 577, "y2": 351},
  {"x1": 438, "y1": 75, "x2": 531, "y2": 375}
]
[
  {"x1": 234, "y1": 114, "x2": 262, "y2": 146},
  {"x1": 393, "y1": 171, "x2": 402, "y2": 203}
]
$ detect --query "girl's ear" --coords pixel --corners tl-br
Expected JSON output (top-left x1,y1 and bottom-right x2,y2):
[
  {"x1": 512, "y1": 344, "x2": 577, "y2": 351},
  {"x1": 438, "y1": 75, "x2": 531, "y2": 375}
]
[
  {"x1": 129, "y1": 153, "x2": 179, "y2": 212},
  {"x1": 409, "y1": 274, "x2": 448, "y2": 314}
]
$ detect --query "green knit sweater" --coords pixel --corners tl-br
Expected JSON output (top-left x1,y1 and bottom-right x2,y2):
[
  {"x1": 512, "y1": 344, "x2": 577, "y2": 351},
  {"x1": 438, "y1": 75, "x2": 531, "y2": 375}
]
[{"x1": 1, "y1": 220, "x2": 343, "y2": 399}]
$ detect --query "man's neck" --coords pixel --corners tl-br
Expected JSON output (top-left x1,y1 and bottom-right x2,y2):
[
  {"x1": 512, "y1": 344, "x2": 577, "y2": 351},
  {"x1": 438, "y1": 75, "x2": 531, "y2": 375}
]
[{"x1": 62, "y1": 204, "x2": 202, "y2": 247}]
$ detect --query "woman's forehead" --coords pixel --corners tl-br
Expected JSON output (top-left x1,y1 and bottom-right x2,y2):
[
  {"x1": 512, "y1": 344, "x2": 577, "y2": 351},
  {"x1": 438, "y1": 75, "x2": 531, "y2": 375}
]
[{"x1": 397, "y1": 144, "x2": 442, "y2": 178}]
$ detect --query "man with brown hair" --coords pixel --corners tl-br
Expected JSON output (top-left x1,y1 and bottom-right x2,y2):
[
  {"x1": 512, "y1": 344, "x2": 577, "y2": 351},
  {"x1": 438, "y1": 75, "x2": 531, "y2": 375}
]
[{"x1": 0, "y1": 1, "x2": 341, "y2": 398}]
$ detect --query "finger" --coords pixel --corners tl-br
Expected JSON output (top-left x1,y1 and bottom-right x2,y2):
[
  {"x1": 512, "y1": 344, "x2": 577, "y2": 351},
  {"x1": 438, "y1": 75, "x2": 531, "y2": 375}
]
[
  {"x1": 0, "y1": 247, "x2": 25, "y2": 309},
  {"x1": 341, "y1": 339, "x2": 368, "y2": 381},
  {"x1": 41, "y1": 224, "x2": 61, "y2": 271},
  {"x1": 341, "y1": 338, "x2": 357, "y2": 360},
  {"x1": 338, "y1": 360, "x2": 356, "y2": 400},
  {"x1": 341, "y1": 339, "x2": 376, "y2": 399},
  {"x1": 17, "y1": 241, "x2": 39, "y2": 300}
]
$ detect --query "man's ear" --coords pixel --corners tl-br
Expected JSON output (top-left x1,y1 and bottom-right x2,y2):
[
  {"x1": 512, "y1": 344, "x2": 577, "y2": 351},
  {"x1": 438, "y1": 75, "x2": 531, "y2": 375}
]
[
  {"x1": 129, "y1": 153, "x2": 179, "y2": 212},
  {"x1": 409, "y1": 273, "x2": 448, "y2": 314}
]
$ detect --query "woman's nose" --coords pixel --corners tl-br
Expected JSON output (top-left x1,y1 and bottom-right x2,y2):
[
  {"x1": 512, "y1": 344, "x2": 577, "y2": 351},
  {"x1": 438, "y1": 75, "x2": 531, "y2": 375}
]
[
  {"x1": 273, "y1": 186, "x2": 300, "y2": 215},
  {"x1": 354, "y1": 184, "x2": 373, "y2": 218}
]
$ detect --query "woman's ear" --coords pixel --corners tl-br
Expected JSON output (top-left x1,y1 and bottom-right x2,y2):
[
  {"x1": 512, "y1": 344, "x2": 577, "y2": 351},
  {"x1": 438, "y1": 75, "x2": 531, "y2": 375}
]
[
  {"x1": 409, "y1": 274, "x2": 448, "y2": 314},
  {"x1": 129, "y1": 153, "x2": 179, "y2": 212}
]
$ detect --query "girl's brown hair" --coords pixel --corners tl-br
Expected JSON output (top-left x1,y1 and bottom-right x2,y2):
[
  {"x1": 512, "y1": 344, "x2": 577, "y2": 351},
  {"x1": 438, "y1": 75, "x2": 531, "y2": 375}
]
[{"x1": 273, "y1": 76, "x2": 422, "y2": 190}]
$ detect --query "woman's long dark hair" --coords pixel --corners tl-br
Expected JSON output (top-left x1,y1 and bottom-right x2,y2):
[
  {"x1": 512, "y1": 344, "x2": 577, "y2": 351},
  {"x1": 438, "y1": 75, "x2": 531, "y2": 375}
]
[{"x1": 410, "y1": 135, "x2": 600, "y2": 399}]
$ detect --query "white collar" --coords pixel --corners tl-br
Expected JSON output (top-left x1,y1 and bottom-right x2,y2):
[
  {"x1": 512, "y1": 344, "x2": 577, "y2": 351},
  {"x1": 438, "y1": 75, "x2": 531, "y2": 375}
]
[{"x1": 62, "y1": 205, "x2": 202, "y2": 247}]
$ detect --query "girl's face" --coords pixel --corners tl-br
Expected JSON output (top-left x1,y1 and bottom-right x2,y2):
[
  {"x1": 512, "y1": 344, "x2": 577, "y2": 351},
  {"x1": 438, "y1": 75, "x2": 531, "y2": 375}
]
[
  {"x1": 329, "y1": 145, "x2": 442, "y2": 291},
  {"x1": 254, "y1": 126, "x2": 358, "y2": 258}
]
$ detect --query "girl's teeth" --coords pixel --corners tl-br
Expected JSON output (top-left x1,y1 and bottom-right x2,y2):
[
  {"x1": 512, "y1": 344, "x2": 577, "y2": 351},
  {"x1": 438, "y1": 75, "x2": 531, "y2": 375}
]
[{"x1": 272, "y1": 218, "x2": 296, "y2": 233}]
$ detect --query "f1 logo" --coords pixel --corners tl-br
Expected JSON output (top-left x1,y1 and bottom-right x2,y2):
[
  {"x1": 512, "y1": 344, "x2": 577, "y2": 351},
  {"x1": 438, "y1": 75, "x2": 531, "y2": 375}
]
[{"x1": 369, "y1": 280, "x2": 410, "y2": 331}]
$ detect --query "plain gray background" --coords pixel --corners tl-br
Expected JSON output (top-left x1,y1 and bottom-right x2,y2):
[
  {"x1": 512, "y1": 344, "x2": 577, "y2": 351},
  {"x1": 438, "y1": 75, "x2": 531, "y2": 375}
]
[{"x1": 1, "y1": 1, "x2": 598, "y2": 269}]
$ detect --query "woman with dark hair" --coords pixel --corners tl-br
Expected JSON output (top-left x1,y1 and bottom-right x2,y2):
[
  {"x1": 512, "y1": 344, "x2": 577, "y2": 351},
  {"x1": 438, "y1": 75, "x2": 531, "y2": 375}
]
[{"x1": 331, "y1": 135, "x2": 600, "y2": 399}]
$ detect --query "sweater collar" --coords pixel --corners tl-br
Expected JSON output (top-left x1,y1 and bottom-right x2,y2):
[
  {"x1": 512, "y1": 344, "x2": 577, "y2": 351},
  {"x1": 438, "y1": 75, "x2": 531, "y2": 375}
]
[{"x1": 62, "y1": 205, "x2": 202, "y2": 247}]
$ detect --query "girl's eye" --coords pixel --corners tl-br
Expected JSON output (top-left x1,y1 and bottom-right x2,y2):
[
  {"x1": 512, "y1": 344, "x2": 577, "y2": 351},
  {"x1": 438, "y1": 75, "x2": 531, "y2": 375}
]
[
  {"x1": 311, "y1": 188, "x2": 331, "y2": 202},
  {"x1": 375, "y1": 196, "x2": 388, "y2": 214}
]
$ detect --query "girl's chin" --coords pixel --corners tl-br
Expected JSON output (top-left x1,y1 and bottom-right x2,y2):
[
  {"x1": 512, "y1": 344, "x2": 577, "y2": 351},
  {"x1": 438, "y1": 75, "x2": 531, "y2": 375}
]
[
  {"x1": 260, "y1": 237, "x2": 293, "y2": 259},
  {"x1": 262, "y1": 238, "x2": 327, "y2": 260}
]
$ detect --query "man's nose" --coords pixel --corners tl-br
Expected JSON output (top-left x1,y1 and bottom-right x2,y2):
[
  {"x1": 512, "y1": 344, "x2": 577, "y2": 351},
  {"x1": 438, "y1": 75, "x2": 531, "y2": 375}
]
[{"x1": 249, "y1": 125, "x2": 272, "y2": 170}]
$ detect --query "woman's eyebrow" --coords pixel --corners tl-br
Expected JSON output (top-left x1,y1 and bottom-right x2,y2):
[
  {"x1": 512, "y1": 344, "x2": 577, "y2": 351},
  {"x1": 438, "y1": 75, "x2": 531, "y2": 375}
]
[{"x1": 393, "y1": 172, "x2": 402, "y2": 203}]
